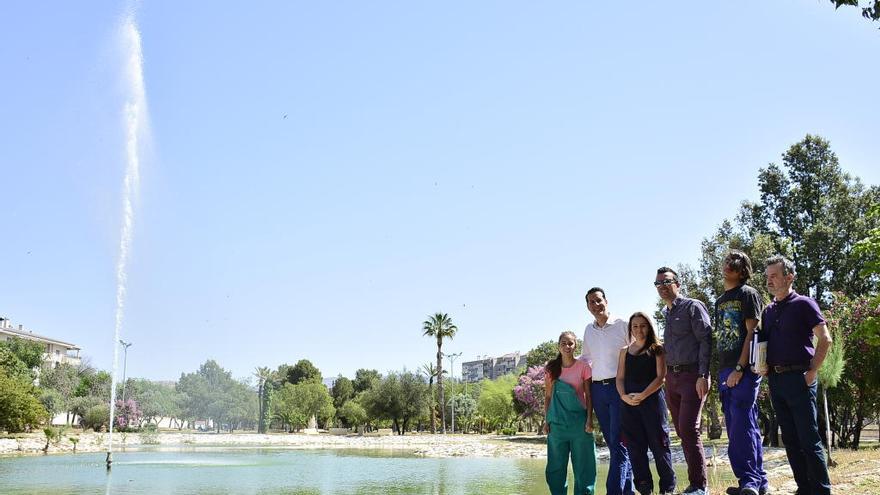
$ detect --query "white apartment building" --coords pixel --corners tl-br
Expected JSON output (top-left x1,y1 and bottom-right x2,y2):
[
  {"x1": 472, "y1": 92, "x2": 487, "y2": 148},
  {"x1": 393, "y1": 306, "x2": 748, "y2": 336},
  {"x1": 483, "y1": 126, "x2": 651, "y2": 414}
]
[{"x1": 0, "y1": 317, "x2": 81, "y2": 367}]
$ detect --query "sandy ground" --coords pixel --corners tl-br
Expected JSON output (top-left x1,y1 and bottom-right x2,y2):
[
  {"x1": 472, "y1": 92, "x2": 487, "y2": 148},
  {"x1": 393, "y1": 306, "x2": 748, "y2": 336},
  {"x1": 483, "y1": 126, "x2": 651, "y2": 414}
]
[{"x1": 1, "y1": 431, "x2": 708, "y2": 461}]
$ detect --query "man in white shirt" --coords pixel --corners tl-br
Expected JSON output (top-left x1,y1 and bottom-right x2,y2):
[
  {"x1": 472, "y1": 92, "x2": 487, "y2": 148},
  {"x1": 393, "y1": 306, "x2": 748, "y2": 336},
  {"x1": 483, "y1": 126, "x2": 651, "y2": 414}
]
[{"x1": 580, "y1": 287, "x2": 634, "y2": 495}]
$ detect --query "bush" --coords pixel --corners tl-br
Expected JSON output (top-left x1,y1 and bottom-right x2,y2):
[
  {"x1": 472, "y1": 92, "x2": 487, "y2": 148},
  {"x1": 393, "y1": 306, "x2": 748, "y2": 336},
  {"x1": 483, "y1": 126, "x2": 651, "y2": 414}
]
[
  {"x1": 500, "y1": 427, "x2": 517, "y2": 436},
  {"x1": 0, "y1": 370, "x2": 48, "y2": 432},
  {"x1": 82, "y1": 405, "x2": 109, "y2": 432}
]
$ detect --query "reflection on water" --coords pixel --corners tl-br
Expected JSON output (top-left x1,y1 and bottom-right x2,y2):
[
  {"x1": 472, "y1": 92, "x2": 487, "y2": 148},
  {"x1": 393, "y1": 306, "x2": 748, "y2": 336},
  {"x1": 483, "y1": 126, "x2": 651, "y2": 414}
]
[{"x1": 0, "y1": 448, "x2": 730, "y2": 495}]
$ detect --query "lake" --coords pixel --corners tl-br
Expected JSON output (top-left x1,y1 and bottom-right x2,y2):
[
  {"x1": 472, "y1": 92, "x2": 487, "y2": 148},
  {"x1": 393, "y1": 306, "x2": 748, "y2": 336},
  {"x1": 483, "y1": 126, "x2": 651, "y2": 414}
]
[{"x1": 0, "y1": 448, "x2": 732, "y2": 494}]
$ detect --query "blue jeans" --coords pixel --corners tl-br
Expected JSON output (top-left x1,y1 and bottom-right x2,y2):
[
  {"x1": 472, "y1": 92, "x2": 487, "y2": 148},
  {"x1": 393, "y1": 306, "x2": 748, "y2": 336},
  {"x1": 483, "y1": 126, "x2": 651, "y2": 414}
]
[
  {"x1": 720, "y1": 367, "x2": 767, "y2": 492},
  {"x1": 768, "y1": 371, "x2": 831, "y2": 495},
  {"x1": 591, "y1": 381, "x2": 634, "y2": 495}
]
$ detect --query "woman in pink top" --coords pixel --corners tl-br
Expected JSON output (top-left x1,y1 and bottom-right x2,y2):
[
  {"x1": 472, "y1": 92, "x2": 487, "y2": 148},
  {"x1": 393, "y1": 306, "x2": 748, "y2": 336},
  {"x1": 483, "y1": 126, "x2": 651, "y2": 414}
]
[{"x1": 543, "y1": 331, "x2": 598, "y2": 495}]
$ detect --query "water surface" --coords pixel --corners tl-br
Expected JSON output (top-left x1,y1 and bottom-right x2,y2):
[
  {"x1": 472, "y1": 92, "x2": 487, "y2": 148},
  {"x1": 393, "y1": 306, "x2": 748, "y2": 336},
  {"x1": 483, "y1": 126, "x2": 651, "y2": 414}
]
[{"x1": 0, "y1": 448, "x2": 731, "y2": 494}]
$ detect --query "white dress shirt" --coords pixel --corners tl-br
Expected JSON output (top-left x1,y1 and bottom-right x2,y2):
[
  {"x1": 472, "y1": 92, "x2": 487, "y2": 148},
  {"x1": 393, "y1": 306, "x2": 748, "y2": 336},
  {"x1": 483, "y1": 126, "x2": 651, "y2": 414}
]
[{"x1": 580, "y1": 315, "x2": 630, "y2": 381}]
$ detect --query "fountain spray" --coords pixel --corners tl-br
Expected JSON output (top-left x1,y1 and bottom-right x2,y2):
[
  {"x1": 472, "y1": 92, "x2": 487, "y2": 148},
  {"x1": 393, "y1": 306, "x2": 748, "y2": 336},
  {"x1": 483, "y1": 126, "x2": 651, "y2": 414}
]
[{"x1": 107, "y1": 11, "x2": 149, "y2": 470}]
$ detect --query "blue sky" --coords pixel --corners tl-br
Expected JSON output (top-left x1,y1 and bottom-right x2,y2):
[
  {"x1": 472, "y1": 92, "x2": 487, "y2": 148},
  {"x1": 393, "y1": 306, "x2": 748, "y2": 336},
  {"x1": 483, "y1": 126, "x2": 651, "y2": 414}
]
[{"x1": 1, "y1": 2, "x2": 878, "y2": 383}]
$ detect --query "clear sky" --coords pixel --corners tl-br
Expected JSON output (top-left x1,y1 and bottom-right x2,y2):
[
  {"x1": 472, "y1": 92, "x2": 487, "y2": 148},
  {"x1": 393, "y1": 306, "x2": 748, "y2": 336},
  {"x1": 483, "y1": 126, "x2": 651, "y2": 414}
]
[{"x1": 1, "y1": 2, "x2": 878, "y2": 383}]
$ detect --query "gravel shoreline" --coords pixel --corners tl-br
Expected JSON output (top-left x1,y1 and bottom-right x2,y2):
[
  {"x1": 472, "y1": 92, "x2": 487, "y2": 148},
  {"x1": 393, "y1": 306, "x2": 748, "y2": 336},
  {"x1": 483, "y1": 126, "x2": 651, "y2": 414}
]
[{"x1": 0, "y1": 431, "x2": 760, "y2": 464}]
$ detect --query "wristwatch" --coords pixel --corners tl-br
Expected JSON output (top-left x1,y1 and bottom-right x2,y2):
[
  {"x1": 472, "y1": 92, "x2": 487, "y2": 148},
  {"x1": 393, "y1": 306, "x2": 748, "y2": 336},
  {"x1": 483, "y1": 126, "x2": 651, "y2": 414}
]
[{"x1": 734, "y1": 363, "x2": 745, "y2": 373}]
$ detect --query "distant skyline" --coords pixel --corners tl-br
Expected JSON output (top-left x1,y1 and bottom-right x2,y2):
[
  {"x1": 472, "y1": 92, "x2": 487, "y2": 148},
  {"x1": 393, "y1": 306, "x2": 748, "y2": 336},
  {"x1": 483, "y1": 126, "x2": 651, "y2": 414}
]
[{"x1": 2, "y1": 2, "x2": 878, "y2": 382}]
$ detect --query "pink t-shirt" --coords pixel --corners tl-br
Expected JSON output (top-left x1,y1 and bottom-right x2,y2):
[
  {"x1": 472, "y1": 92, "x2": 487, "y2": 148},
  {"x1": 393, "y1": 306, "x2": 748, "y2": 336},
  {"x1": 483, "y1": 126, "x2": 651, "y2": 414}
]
[{"x1": 556, "y1": 359, "x2": 592, "y2": 409}]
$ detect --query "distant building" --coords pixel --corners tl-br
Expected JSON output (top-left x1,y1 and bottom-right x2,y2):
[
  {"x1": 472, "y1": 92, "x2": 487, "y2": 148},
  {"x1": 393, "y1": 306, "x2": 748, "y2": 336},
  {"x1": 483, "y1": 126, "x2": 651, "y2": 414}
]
[
  {"x1": 0, "y1": 317, "x2": 81, "y2": 367},
  {"x1": 461, "y1": 352, "x2": 525, "y2": 382}
]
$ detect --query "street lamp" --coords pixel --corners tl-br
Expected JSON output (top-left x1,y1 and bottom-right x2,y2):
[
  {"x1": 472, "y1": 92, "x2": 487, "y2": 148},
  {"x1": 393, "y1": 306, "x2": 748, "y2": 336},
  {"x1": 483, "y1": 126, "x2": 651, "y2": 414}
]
[
  {"x1": 118, "y1": 340, "x2": 132, "y2": 403},
  {"x1": 446, "y1": 351, "x2": 462, "y2": 434}
]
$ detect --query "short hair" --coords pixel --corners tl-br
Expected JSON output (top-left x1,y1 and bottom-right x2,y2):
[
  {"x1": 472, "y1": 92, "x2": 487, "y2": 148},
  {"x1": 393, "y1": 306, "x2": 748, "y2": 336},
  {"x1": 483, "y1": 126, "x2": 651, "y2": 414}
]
[
  {"x1": 585, "y1": 287, "x2": 606, "y2": 301},
  {"x1": 724, "y1": 250, "x2": 753, "y2": 283},
  {"x1": 766, "y1": 255, "x2": 796, "y2": 276},
  {"x1": 656, "y1": 266, "x2": 679, "y2": 283}
]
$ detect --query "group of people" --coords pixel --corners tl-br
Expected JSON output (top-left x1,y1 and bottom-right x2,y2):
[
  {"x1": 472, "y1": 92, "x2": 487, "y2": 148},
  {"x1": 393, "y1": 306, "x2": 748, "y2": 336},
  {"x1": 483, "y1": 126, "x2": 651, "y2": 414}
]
[{"x1": 543, "y1": 252, "x2": 833, "y2": 495}]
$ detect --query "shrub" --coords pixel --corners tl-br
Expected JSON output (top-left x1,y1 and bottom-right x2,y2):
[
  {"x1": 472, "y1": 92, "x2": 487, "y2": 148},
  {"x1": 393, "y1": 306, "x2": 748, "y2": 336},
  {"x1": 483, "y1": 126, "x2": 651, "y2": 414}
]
[{"x1": 82, "y1": 405, "x2": 109, "y2": 432}]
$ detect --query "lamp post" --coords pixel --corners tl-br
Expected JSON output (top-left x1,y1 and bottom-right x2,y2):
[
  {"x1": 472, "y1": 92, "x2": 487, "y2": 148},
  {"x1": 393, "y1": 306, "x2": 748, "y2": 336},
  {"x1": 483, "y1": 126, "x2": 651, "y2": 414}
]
[
  {"x1": 119, "y1": 340, "x2": 132, "y2": 403},
  {"x1": 446, "y1": 352, "x2": 462, "y2": 433}
]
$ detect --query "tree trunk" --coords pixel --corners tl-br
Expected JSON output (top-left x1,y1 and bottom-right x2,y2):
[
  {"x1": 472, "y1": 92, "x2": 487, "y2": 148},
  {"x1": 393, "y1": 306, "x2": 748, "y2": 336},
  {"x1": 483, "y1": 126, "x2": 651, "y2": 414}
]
[
  {"x1": 437, "y1": 338, "x2": 446, "y2": 434},
  {"x1": 821, "y1": 385, "x2": 835, "y2": 466},
  {"x1": 428, "y1": 379, "x2": 436, "y2": 434}
]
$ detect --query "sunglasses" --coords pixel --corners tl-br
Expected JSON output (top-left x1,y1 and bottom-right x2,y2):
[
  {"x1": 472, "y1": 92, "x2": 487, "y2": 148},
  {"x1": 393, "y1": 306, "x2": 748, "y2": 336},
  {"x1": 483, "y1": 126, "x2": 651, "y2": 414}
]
[{"x1": 653, "y1": 280, "x2": 677, "y2": 287}]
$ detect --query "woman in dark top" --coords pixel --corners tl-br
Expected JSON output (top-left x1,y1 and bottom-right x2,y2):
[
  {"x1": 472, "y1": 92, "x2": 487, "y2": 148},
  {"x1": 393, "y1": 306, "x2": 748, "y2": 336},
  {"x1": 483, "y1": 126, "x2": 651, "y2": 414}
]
[{"x1": 616, "y1": 311, "x2": 676, "y2": 495}]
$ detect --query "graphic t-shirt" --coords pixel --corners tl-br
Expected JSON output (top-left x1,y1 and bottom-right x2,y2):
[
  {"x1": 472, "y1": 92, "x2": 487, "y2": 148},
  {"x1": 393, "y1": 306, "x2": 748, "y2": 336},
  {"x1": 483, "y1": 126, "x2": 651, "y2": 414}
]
[{"x1": 715, "y1": 284, "x2": 763, "y2": 369}]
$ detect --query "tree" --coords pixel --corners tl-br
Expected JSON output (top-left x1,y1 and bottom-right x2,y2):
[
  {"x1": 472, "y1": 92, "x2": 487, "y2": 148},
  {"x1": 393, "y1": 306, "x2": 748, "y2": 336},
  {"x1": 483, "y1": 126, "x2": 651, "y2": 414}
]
[
  {"x1": 131, "y1": 380, "x2": 183, "y2": 427},
  {"x1": 477, "y1": 375, "x2": 518, "y2": 433},
  {"x1": 353, "y1": 369, "x2": 381, "y2": 394},
  {"x1": 38, "y1": 363, "x2": 81, "y2": 425},
  {"x1": 526, "y1": 340, "x2": 558, "y2": 369},
  {"x1": 513, "y1": 365, "x2": 546, "y2": 432},
  {"x1": 288, "y1": 359, "x2": 322, "y2": 385},
  {"x1": 1, "y1": 337, "x2": 45, "y2": 375},
  {"x1": 420, "y1": 362, "x2": 438, "y2": 433},
  {"x1": 331, "y1": 376, "x2": 354, "y2": 409},
  {"x1": 0, "y1": 369, "x2": 48, "y2": 432},
  {"x1": 824, "y1": 294, "x2": 880, "y2": 448},
  {"x1": 254, "y1": 367, "x2": 273, "y2": 433},
  {"x1": 741, "y1": 134, "x2": 880, "y2": 305},
  {"x1": 176, "y1": 360, "x2": 256, "y2": 432},
  {"x1": 360, "y1": 371, "x2": 429, "y2": 435},
  {"x1": 422, "y1": 313, "x2": 458, "y2": 433},
  {"x1": 828, "y1": 0, "x2": 880, "y2": 22},
  {"x1": 448, "y1": 393, "x2": 477, "y2": 433},
  {"x1": 338, "y1": 401, "x2": 367, "y2": 431},
  {"x1": 272, "y1": 381, "x2": 334, "y2": 432}
]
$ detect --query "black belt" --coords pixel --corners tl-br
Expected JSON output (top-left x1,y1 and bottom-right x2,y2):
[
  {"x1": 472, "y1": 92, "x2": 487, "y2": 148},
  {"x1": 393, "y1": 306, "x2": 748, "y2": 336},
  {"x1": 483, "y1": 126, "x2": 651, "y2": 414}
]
[
  {"x1": 769, "y1": 364, "x2": 809, "y2": 374},
  {"x1": 593, "y1": 378, "x2": 615, "y2": 385},
  {"x1": 667, "y1": 363, "x2": 697, "y2": 373}
]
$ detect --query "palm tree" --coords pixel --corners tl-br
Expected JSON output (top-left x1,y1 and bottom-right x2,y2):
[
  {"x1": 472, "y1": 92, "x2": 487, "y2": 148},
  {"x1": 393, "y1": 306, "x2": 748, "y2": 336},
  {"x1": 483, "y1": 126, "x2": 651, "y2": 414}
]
[
  {"x1": 421, "y1": 362, "x2": 438, "y2": 433},
  {"x1": 422, "y1": 313, "x2": 458, "y2": 433},
  {"x1": 254, "y1": 366, "x2": 272, "y2": 434}
]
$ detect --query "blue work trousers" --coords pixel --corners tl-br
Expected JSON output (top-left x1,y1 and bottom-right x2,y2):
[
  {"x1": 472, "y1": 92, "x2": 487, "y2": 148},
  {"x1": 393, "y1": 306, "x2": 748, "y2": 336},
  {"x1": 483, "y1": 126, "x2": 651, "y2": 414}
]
[
  {"x1": 591, "y1": 381, "x2": 634, "y2": 495},
  {"x1": 719, "y1": 367, "x2": 767, "y2": 492}
]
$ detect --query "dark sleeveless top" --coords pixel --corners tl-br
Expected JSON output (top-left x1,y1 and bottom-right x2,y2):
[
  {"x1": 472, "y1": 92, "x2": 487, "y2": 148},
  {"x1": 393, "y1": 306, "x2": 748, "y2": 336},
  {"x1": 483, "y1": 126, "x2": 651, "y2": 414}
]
[{"x1": 624, "y1": 351, "x2": 657, "y2": 394}]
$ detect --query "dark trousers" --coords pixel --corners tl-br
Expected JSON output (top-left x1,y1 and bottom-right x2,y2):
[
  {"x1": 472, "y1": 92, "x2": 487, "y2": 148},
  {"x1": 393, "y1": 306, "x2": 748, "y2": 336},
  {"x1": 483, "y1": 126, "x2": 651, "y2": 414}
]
[
  {"x1": 591, "y1": 382, "x2": 634, "y2": 495},
  {"x1": 665, "y1": 370, "x2": 707, "y2": 489},
  {"x1": 620, "y1": 390, "x2": 676, "y2": 494},
  {"x1": 768, "y1": 371, "x2": 831, "y2": 495},
  {"x1": 719, "y1": 367, "x2": 767, "y2": 491}
]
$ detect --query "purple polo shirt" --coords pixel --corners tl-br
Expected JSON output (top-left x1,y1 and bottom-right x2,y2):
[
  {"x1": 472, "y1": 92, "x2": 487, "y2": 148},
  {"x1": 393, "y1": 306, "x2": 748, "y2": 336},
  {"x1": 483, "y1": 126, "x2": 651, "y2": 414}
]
[{"x1": 762, "y1": 291, "x2": 825, "y2": 367}]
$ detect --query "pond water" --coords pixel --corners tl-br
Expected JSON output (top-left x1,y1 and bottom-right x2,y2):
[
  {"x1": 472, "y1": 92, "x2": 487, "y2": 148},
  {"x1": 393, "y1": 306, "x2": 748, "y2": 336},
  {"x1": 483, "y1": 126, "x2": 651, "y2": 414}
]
[{"x1": 0, "y1": 448, "x2": 732, "y2": 494}]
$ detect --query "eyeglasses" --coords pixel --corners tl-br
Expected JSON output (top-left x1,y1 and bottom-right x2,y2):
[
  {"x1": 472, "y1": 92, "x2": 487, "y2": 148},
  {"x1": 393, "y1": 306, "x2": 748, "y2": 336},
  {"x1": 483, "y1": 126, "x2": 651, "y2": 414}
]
[{"x1": 654, "y1": 280, "x2": 676, "y2": 287}]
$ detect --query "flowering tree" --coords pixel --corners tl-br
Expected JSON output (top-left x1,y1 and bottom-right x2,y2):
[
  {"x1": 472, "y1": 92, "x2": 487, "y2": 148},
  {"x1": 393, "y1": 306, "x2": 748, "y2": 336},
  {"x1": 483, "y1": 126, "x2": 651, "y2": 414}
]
[
  {"x1": 513, "y1": 366, "x2": 546, "y2": 431},
  {"x1": 825, "y1": 294, "x2": 880, "y2": 448},
  {"x1": 115, "y1": 398, "x2": 142, "y2": 430}
]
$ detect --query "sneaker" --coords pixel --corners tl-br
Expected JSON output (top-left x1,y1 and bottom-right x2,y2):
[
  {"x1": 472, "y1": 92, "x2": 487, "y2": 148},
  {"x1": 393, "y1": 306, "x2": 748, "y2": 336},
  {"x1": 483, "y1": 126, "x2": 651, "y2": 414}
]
[
  {"x1": 725, "y1": 487, "x2": 765, "y2": 495},
  {"x1": 681, "y1": 486, "x2": 707, "y2": 495}
]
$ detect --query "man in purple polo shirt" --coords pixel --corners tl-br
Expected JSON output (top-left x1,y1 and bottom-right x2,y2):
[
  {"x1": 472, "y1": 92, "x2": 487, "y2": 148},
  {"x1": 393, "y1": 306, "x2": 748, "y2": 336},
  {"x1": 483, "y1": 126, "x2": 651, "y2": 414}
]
[
  {"x1": 759, "y1": 255, "x2": 832, "y2": 495},
  {"x1": 655, "y1": 267, "x2": 712, "y2": 495}
]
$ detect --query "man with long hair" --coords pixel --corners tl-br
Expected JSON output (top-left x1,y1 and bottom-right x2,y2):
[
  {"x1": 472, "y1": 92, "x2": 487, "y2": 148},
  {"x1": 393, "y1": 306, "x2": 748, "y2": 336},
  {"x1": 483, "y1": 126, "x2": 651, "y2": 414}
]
[{"x1": 716, "y1": 251, "x2": 768, "y2": 495}]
